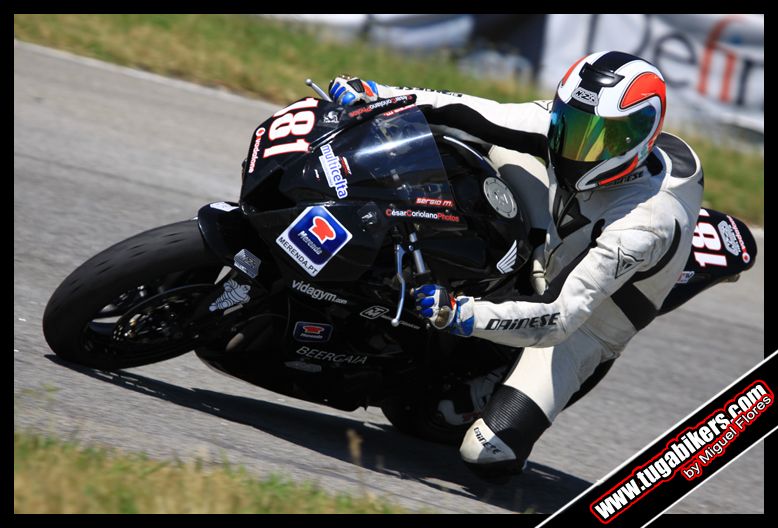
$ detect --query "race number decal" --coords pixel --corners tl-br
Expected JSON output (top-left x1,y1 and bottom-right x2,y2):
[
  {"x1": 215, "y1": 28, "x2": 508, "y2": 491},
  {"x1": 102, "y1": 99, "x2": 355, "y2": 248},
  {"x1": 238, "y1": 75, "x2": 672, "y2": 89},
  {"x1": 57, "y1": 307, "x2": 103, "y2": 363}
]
[
  {"x1": 691, "y1": 209, "x2": 750, "y2": 268},
  {"x1": 275, "y1": 206, "x2": 352, "y2": 276},
  {"x1": 263, "y1": 97, "x2": 319, "y2": 158}
]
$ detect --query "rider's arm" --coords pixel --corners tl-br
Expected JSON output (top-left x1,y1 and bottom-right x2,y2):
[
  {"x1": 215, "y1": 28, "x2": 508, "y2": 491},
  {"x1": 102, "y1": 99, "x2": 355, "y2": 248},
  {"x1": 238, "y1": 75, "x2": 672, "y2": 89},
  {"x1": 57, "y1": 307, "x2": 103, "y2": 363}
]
[
  {"x1": 376, "y1": 84, "x2": 552, "y2": 161},
  {"x1": 458, "y1": 225, "x2": 669, "y2": 348}
]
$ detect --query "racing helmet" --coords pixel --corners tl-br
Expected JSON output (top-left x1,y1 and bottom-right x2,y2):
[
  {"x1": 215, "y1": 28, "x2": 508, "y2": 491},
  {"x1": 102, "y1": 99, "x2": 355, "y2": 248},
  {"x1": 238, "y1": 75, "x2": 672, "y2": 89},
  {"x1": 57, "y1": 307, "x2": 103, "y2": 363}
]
[{"x1": 548, "y1": 51, "x2": 666, "y2": 192}]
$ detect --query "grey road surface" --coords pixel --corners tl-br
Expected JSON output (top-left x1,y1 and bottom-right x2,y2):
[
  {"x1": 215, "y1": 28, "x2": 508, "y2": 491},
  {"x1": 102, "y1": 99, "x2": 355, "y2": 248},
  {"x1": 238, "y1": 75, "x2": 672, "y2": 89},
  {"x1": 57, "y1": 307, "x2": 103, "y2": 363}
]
[{"x1": 14, "y1": 41, "x2": 765, "y2": 515}]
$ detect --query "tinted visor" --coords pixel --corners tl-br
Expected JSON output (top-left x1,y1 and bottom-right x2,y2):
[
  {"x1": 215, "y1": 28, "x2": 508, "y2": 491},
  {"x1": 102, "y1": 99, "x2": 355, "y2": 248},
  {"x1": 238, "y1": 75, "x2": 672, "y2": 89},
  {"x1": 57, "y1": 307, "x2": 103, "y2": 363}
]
[{"x1": 548, "y1": 97, "x2": 656, "y2": 162}]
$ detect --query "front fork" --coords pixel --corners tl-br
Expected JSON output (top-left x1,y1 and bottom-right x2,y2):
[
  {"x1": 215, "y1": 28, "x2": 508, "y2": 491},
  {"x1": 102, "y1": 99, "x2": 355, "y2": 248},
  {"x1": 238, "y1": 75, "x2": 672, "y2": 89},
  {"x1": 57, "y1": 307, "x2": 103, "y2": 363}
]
[{"x1": 194, "y1": 202, "x2": 284, "y2": 315}]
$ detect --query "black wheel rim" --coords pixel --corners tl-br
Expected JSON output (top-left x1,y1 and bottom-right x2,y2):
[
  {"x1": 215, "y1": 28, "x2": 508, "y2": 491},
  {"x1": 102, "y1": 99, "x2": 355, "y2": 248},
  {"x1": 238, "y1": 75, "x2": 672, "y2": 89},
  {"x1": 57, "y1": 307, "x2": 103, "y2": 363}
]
[{"x1": 78, "y1": 265, "x2": 229, "y2": 363}]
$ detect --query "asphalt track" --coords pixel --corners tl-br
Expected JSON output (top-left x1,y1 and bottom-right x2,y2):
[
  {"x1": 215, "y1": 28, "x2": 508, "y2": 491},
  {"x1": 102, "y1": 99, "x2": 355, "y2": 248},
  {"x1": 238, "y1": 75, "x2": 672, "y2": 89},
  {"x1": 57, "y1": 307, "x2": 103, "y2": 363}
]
[{"x1": 13, "y1": 41, "x2": 765, "y2": 515}]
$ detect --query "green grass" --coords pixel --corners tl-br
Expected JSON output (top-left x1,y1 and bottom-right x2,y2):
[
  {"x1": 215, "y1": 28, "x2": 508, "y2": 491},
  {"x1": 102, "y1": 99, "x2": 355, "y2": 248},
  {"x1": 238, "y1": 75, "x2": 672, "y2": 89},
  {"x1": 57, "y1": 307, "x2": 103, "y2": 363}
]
[
  {"x1": 13, "y1": 14, "x2": 763, "y2": 225},
  {"x1": 13, "y1": 431, "x2": 412, "y2": 514},
  {"x1": 685, "y1": 135, "x2": 764, "y2": 225},
  {"x1": 13, "y1": 14, "x2": 540, "y2": 104}
]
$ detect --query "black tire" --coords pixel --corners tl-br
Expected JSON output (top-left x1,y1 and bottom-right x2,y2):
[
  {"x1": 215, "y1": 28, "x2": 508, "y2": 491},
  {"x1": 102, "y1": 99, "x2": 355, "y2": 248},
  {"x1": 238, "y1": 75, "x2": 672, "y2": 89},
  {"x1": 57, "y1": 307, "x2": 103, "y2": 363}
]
[
  {"x1": 381, "y1": 397, "x2": 472, "y2": 446},
  {"x1": 43, "y1": 220, "x2": 224, "y2": 370}
]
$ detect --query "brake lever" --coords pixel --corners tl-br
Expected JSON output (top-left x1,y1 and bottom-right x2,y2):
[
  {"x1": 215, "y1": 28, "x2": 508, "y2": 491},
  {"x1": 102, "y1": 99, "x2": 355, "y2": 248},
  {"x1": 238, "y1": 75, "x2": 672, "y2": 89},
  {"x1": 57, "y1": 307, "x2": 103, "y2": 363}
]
[
  {"x1": 391, "y1": 230, "x2": 430, "y2": 327},
  {"x1": 390, "y1": 243, "x2": 407, "y2": 328}
]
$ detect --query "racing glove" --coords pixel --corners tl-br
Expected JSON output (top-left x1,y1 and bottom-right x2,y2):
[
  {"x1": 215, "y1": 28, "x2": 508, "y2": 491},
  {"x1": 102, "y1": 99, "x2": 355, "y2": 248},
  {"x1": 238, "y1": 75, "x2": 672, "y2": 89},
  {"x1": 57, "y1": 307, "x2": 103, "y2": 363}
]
[
  {"x1": 328, "y1": 75, "x2": 380, "y2": 106},
  {"x1": 412, "y1": 284, "x2": 475, "y2": 337}
]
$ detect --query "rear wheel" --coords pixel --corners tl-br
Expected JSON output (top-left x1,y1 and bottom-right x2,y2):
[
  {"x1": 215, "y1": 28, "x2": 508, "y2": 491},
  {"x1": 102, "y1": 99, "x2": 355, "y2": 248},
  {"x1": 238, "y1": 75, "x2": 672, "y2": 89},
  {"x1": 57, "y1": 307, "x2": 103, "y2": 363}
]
[
  {"x1": 43, "y1": 220, "x2": 227, "y2": 370},
  {"x1": 381, "y1": 395, "x2": 473, "y2": 446}
]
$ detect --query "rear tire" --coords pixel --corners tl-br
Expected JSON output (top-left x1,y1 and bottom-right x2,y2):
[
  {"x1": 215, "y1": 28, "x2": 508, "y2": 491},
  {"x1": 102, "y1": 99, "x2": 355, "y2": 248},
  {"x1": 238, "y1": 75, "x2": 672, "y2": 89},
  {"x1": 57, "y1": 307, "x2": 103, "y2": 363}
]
[
  {"x1": 43, "y1": 220, "x2": 224, "y2": 370},
  {"x1": 381, "y1": 396, "x2": 472, "y2": 446}
]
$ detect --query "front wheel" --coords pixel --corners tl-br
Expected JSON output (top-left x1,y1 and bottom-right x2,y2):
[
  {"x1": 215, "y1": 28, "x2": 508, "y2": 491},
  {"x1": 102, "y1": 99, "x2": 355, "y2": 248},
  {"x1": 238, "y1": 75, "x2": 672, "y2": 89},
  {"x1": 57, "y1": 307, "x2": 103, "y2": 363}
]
[{"x1": 43, "y1": 220, "x2": 226, "y2": 370}]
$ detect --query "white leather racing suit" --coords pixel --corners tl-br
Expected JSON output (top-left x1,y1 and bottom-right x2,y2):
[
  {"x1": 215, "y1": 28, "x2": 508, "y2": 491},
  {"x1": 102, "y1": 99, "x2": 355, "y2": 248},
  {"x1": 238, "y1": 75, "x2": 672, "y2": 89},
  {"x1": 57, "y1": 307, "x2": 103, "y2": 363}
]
[{"x1": 375, "y1": 84, "x2": 704, "y2": 437}]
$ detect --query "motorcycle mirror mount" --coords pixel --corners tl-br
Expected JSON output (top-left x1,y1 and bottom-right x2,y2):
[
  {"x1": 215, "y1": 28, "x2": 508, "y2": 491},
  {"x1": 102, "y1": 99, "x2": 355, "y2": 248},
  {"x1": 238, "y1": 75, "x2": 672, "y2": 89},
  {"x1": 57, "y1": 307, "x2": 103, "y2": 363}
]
[{"x1": 305, "y1": 78, "x2": 332, "y2": 102}]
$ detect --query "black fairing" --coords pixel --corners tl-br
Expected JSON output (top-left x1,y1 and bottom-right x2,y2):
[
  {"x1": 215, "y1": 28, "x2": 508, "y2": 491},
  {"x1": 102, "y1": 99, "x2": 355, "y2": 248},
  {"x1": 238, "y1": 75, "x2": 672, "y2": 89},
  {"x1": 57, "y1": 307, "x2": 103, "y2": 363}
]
[
  {"x1": 192, "y1": 96, "x2": 537, "y2": 410},
  {"x1": 238, "y1": 97, "x2": 532, "y2": 289},
  {"x1": 659, "y1": 208, "x2": 757, "y2": 314}
]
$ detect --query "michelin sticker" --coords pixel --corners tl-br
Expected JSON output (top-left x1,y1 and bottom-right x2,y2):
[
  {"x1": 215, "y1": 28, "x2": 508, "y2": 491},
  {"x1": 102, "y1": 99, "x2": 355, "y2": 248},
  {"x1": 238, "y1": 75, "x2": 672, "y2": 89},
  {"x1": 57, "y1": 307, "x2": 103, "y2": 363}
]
[
  {"x1": 209, "y1": 279, "x2": 251, "y2": 312},
  {"x1": 275, "y1": 205, "x2": 353, "y2": 277}
]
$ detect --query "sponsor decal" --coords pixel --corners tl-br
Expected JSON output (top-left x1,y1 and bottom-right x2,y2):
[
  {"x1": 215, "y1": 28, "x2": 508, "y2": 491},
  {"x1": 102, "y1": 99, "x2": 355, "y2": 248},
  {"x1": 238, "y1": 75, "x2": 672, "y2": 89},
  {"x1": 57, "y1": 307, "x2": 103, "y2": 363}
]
[
  {"x1": 396, "y1": 86, "x2": 463, "y2": 97},
  {"x1": 610, "y1": 169, "x2": 646, "y2": 186},
  {"x1": 310, "y1": 216, "x2": 336, "y2": 243},
  {"x1": 293, "y1": 321, "x2": 333, "y2": 342},
  {"x1": 340, "y1": 156, "x2": 352, "y2": 176},
  {"x1": 717, "y1": 220, "x2": 740, "y2": 256},
  {"x1": 233, "y1": 248, "x2": 261, "y2": 278},
  {"x1": 209, "y1": 279, "x2": 251, "y2": 312},
  {"x1": 347, "y1": 95, "x2": 414, "y2": 118},
  {"x1": 247, "y1": 127, "x2": 266, "y2": 173},
  {"x1": 291, "y1": 280, "x2": 348, "y2": 304},
  {"x1": 318, "y1": 144, "x2": 349, "y2": 199},
  {"x1": 485, "y1": 313, "x2": 560, "y2": 330},
  {"x1": 414, "y1": 197, "x2": 455, "y2": 208},
  {"x1": 572, "y1": 86, "x2": 599, "y2": 105},
  {"x1": 496, "y1": 241, "x2": 518, "y2": 274},
  {"x1": 385, "y1": 208, "x2": 460, "y2": 223},
  {"x1": 322, "y1": 110, "x2": 340, "y2": 124},
  {"x1": 295, "y1": 345, "x2": 367, "y2": 365},
  {"x1": 615, "y1": 247, "x2": 644, "y2": 278},
  {"x1": 276, "y1": 206, "x2": 353, "y2": 277},
  {"x1": 676, "y1": 270, "x2": 695, "y2": 284},
  {"x1": 360, "y1": 305, "x2": 421, "y2": 330},
  {"x1": 725, "y1": 215, "x2": 751, "y2": 264},
  {"x1": 209, "y1": 202, "x2": 239, "y2": 212},
  {"x1": 380, "y1": 104, "x2": 415, "y2": 118},
  {"x1": 474, "y1": 426, "x2": 502, "y2": 455},
  {"x1": 360, "y1": 306, "x2": 390, "y2": 319}
]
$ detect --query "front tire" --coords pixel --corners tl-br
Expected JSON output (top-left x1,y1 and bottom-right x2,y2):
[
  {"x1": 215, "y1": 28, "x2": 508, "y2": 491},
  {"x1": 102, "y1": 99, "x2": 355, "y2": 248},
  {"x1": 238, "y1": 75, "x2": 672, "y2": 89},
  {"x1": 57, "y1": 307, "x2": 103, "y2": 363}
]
[{"x1": 43, "y1": 220, "x2": 224, "y2": 370}]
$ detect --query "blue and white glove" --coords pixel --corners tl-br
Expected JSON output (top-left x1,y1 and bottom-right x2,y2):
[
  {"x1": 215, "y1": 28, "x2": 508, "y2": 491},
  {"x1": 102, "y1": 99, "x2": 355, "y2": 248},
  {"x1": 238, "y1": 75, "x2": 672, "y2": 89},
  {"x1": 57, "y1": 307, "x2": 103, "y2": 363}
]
[
  {"x1": 412, "y1": 284, "x2": 475, "y2": 337},
  {"x1": 328, "y1": 75, "x2": 380, "y2": 106}
]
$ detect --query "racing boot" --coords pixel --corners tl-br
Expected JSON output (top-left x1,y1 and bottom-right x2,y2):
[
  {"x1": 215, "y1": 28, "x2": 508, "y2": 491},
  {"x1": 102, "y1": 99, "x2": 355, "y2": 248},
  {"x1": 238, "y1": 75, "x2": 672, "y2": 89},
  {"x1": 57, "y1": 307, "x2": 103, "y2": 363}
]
[
  {"x1": 437, "y1": 367, "x2": 507, "y2": 426},
  {"x1": 459, "y1": 385, "x2": 550, "y2": 482}
]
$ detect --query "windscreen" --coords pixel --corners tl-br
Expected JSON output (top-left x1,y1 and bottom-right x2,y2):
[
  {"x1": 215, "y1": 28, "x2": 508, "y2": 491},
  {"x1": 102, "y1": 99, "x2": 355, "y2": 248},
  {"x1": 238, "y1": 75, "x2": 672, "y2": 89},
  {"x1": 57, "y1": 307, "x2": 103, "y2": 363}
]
[{"x1": 309, "y1": 106, "x2": 455, "y2": 205}]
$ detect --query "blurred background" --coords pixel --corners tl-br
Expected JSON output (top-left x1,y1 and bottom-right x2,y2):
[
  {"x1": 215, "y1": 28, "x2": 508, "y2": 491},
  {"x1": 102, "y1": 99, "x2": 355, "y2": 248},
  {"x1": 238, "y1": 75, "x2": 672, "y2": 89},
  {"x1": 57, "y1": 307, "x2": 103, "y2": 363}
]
[
  {"x1": 14, "y1": 14, "x2": 762, "y2": 225},
  {"x1": 267, "y1": 14, "x2": 764, "y2": 150}
]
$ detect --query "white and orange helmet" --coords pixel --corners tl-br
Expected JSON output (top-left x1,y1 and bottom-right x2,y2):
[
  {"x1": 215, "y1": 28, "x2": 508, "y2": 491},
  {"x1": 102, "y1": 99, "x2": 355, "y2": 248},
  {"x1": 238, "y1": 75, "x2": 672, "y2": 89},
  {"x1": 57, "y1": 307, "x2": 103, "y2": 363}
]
[{"x1": 548, "y1": 51, "x2": 667, "y2": 192}]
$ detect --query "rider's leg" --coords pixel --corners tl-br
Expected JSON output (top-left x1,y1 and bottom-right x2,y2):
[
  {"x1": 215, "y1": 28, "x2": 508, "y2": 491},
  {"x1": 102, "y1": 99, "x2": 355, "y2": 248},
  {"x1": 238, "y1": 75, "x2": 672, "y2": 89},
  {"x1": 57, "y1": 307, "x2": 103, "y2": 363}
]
[
  {"x1": 460, "y1": 328, "x2": 613, "y2": 478},
  {"x1": 436, "y1": 147, "x2": 553, "y2": 427}
]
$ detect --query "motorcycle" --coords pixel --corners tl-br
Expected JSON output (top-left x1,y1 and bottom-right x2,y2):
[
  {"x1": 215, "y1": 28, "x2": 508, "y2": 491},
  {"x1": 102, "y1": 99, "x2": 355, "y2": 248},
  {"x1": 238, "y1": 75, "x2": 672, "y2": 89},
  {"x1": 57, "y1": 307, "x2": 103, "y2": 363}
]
[{"x1": 42, "y1": 81, "x2": 758, "y2": 445}]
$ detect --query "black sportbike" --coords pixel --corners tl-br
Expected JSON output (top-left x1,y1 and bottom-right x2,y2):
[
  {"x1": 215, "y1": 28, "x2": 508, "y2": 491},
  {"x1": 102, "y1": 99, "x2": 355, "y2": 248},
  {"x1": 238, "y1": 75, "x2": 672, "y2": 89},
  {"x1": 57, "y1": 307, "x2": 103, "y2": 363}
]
[{"x1": 43, "y1": 85, "x2": 757, "y2": 444}]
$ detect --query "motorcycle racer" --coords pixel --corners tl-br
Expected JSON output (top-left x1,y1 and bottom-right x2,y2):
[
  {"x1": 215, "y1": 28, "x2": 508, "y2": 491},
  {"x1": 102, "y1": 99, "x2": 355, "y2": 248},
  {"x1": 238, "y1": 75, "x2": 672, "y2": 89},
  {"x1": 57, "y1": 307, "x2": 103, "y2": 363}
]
[{"x1": 329, "y1": 51, "x2": 704, "y2": 479}]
